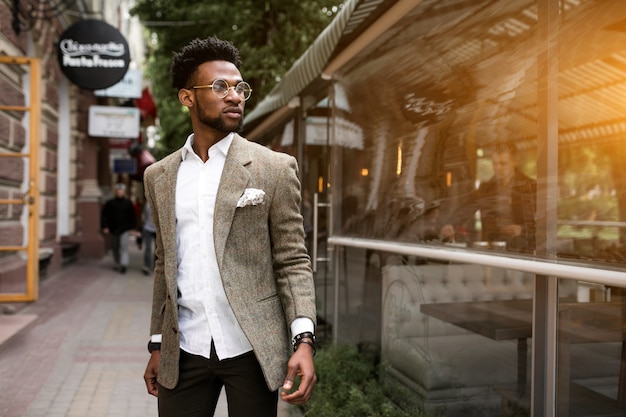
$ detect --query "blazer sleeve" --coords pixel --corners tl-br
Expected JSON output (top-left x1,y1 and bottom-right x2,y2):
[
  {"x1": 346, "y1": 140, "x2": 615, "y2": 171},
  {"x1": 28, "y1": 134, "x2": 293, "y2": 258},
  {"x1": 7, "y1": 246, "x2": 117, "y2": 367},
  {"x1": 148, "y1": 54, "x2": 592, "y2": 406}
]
[
  {"x1": 269, "y1": 154, "x2": 317, "y2": 327},
  {"x1": 143, "y1": 165, "x2": 167, "y2": 337}
]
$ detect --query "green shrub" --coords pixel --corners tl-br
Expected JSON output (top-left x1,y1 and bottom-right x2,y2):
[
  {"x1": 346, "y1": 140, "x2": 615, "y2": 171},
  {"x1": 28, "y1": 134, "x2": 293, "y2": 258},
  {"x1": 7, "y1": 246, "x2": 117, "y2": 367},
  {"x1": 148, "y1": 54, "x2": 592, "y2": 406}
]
[{"x1": 298, "y1": 343, "x2": 433, "y2": 417}]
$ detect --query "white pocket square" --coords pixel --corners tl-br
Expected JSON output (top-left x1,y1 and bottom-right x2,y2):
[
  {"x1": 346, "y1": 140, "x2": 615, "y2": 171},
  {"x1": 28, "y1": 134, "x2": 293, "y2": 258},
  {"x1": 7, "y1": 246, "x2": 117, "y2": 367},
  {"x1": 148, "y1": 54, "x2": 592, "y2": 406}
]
[{"x1": 237, "y1": 188, "x2": 265, "y2": 208}]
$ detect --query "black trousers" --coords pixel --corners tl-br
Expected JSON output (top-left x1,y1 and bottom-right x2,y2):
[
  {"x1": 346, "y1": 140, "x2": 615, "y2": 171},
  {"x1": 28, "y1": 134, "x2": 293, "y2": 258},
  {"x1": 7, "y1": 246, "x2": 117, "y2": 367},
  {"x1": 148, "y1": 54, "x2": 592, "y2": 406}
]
[{"x1": 158, "y1": 345, "x2": 278, "y2": 417}]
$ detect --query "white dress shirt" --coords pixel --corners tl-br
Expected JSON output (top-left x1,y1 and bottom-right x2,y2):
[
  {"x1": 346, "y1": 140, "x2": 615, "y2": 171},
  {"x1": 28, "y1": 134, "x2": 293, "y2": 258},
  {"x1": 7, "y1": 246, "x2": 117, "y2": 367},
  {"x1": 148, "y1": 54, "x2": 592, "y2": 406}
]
[
  {"x1": 170, "y1": 133, "x2": 312, "y2": 361},
  {"x1": 175, "y1": 133, "x2": 252, "y2": 360}
]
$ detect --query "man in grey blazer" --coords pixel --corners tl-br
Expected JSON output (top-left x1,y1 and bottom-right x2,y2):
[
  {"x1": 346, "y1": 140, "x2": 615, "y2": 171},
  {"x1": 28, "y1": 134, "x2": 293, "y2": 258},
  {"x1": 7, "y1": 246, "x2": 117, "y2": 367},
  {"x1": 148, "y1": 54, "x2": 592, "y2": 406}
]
[{"x1": 142, "y1": 37, "x2": 317, "y2": 417}]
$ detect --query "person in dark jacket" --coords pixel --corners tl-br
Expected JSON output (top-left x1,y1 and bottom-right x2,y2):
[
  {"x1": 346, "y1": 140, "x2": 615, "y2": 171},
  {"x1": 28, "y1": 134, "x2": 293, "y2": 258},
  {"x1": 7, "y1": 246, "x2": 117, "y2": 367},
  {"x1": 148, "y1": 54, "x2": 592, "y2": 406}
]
[
  {"x1": 101, "y1": 183, "x2": 137, "y2": 273},
  {"x1": 441, "y1": 143, "x2": 536, "y2": 253}
]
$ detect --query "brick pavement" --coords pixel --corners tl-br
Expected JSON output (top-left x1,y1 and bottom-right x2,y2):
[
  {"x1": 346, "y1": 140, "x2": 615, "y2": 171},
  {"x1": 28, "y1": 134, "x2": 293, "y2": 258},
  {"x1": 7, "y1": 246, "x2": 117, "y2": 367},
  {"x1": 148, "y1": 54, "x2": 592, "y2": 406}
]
[{"x1": 0, "y1": 244, "x2": 300, "y2": 417}]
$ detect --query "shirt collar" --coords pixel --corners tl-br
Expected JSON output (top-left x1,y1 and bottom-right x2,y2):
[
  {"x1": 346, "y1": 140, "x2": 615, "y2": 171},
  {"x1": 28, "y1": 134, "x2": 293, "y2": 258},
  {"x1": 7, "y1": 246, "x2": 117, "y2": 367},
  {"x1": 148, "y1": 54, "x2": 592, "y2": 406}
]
[{"x1": 181, "y1": 132, "x2": 234, "y2": 161}]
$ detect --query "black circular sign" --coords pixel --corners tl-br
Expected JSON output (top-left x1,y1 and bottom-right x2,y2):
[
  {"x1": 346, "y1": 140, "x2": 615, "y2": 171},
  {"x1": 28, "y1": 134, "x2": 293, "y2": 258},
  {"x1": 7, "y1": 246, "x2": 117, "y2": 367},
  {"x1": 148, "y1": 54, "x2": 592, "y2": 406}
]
[{"x1": 57, "y1": 19, "x2": 130, "y2": 90}]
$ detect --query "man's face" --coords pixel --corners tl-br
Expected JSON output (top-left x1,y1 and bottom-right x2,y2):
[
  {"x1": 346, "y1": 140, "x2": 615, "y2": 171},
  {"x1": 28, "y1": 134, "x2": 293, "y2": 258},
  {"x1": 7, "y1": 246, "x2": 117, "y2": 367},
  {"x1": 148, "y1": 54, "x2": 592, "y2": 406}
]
[
  {"x1": 187, "y1": 60, "x2": 246, "y2": 134},
  {"x1": 491, "y1": 151, "x2": 516, "y2": 185}
]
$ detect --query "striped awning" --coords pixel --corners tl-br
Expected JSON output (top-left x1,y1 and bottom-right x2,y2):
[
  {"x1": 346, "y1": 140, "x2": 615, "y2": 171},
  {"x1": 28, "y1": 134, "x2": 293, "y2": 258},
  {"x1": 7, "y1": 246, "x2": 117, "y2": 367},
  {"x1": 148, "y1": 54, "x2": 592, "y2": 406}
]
[{"x1": 244, "y1": 0, "x2": 386, "y2": 126}]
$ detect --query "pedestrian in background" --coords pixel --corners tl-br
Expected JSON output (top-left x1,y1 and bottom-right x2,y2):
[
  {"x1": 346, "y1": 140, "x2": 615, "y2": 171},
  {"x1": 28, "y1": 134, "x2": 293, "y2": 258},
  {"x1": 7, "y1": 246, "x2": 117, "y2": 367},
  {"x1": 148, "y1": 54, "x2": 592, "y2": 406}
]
[
  {"x1": 101, "y1": 183, "x2": 137, "y2": 274},
  {"x1": 141, "y1": 202, "x2": 156, "y2": 275},
  {"x1": 142, "y1": 36, "x2": 317, "y2": 417}
]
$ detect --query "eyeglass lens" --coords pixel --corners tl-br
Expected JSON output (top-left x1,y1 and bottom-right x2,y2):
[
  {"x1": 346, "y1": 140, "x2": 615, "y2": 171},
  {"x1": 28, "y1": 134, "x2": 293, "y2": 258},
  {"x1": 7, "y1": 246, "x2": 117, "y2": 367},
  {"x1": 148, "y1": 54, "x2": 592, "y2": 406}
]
[{"x1": 212, "y1": 79, "x2": 251, "y2": 100}]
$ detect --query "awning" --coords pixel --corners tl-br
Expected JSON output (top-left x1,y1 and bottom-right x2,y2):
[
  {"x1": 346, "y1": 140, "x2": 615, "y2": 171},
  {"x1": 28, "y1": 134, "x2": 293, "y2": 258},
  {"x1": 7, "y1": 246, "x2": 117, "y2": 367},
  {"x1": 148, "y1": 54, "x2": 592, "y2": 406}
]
[{"x1": 244, "y1": 0, "x2": 375, "y2": 126}]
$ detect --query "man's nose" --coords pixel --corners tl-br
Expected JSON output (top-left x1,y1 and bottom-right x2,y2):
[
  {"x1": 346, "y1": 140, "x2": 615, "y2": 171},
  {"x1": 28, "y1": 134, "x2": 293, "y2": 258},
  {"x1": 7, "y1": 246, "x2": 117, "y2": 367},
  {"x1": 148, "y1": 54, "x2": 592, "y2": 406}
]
[{"x1": 225, "y1": 87, "x2": 242, "y2": 102}]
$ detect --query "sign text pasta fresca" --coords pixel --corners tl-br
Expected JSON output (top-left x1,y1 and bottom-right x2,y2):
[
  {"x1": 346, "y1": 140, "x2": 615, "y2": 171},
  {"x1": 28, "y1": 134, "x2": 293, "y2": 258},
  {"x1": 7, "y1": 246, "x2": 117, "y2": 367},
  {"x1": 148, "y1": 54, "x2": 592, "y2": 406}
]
[
  {"x1": 59, "y1": 40, "x2": 127, "y2": 68},
  {"x1": 57, "y1": 19, "x2": 130, "y2": 90}
]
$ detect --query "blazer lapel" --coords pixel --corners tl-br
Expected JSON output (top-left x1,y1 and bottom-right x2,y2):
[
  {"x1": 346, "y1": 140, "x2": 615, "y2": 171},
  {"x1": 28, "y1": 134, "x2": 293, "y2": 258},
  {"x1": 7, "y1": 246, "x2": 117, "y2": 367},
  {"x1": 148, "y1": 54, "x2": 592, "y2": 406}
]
[{"x1": 214, "y1": 135, "x2": 251, "y2": 270}]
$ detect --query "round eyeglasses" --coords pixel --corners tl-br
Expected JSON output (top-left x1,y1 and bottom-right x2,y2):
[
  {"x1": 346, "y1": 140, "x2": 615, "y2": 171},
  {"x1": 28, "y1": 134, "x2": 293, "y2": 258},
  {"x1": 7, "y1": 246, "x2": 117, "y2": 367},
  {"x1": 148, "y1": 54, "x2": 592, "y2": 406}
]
[{"x1": 191, "y1": 79, "x2": 252, "y2": 101}]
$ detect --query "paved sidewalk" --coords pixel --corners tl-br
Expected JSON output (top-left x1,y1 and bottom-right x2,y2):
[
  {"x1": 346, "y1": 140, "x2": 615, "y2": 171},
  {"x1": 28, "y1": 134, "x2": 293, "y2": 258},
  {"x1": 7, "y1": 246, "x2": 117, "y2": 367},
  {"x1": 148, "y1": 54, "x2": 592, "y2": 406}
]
[{"x1": 0, "y1": 244, "x2": 300, "y2": 417}]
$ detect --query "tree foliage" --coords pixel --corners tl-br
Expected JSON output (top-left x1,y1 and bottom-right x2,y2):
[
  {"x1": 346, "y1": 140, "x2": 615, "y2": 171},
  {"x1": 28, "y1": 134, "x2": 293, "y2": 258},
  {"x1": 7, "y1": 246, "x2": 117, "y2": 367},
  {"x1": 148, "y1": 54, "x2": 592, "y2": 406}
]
[{"x1": 131, "y1": 0, "x2": 342, "y2": 155}]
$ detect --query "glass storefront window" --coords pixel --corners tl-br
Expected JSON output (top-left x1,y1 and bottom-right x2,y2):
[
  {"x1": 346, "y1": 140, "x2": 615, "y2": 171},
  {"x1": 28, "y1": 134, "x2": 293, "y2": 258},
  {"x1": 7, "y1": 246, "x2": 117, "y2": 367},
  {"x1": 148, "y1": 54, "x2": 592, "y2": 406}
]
[
  {"x1": 332, "y1": 0, "x2": 542, "y2": 260},
  {"x1": 323, "y1": 0, "x2": 626, "y2": 415},
  {"x1": 331, "y1": 0, "x2": 626, "y2": 268},
  {"x1": 555, "y1": 280, "x2": 626, "y2": 416}
]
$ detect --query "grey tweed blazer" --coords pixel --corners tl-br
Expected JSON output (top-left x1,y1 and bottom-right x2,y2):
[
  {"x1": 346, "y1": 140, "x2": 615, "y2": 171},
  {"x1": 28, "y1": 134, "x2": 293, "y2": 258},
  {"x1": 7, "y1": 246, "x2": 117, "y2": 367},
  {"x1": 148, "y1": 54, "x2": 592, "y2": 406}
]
[{"x1": 143, "y1": 134, "x2": 316, "y2": 391}]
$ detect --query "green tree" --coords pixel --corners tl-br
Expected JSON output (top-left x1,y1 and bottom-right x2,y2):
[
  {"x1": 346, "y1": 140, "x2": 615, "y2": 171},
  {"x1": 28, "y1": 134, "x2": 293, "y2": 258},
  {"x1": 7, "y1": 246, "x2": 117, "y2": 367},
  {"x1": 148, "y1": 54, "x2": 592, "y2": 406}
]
[{"x1": 131, "y1": 0, "x2": 342, "y2": 155}]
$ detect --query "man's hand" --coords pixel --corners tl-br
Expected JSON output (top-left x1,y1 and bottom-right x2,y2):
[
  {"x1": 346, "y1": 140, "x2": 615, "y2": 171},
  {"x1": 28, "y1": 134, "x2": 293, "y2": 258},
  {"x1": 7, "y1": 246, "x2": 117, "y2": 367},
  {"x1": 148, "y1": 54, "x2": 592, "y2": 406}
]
[
  {"x1": 143, "y1": 350, "x2": 160, "y2": 397},
  {"x1": 280, "y1": 343, "x2": 316, "y2": 405},
  {"x1": 440, "y1": 224, "x2": 455, "y2": 242}
]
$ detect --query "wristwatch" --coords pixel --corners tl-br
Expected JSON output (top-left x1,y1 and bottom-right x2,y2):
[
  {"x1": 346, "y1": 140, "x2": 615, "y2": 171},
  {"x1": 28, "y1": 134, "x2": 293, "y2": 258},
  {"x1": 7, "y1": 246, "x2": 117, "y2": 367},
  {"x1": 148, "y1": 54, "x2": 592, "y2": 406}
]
[
  {"x1": 292, "y1": 331, "x2": 316, "y2": 356},
  {"x1": 147, "y1": 341, "x2": 161, "y2": 353}
]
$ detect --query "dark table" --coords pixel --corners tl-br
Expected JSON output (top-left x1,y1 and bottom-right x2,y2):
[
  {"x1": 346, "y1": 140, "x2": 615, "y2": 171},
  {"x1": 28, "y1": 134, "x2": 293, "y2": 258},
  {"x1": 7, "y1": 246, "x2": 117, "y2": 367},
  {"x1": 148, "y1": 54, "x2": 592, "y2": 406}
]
[
  {"x1": 420, "y1": 298, "x2": 533, "y2": 385},
  {"x1": 420, "y1": 299, "x2": 626, "y2": 416}
]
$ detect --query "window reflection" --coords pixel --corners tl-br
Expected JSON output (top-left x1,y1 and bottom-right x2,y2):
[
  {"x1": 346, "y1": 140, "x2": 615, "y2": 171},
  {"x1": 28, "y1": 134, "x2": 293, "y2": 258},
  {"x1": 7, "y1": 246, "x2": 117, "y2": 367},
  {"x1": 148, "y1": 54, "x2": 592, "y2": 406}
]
[
  {"x1": 439, "y1": 143, "x2": 537, "y2": 253},
  {"x1": 332, "y1": 0, "x2": 626, "y2": 266}
]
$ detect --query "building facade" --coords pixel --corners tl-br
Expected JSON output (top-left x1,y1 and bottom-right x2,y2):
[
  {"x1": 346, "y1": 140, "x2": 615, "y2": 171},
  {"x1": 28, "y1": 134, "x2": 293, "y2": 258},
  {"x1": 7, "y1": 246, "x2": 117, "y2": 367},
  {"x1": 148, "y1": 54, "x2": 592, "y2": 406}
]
[
  {"x1": 0, "y1": 0, "x2": 146, "y2": 303},
  {"x1": 243, "y1": 0, "x2": 626, "y2": 415}
]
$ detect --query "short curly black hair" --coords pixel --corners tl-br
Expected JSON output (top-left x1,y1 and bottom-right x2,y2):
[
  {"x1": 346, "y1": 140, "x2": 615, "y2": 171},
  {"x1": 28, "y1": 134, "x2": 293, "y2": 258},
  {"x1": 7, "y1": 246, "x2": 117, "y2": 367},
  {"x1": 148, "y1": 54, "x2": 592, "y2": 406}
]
[{"x1": 170, "y1": 37, "x2": 242, "y2": 90}]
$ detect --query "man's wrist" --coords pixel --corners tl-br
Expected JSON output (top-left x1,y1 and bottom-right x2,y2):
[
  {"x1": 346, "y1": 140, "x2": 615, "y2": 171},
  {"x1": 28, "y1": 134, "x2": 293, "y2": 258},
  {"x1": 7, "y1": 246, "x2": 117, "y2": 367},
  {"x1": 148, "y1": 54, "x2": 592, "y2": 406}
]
[
  {"x1": 148, "y1": 334, "x2": 161, "y2": 353},
  {"x1": 148, "y1": 342, "x2": 161, "y2": 353},
  {"x1": 295, "y1": 339, "x2": 315, "y2": 355},
  {"x1": 292, "y1": 331, "x2": 316, "y2": 356}
]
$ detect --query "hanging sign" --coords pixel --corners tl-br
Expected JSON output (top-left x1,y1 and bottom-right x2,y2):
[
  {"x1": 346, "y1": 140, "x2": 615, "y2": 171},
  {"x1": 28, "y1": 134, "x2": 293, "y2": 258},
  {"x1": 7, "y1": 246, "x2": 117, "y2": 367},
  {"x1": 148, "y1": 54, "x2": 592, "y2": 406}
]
[
  {"x1": 88, "y1": 105, "x2": 139, "y2": 138},
  {"x1": 57, "y1": 19, "x2": 130, "y2": 90},
  {"x1": 94, "y1": 68, "x2": 143, "y2": 99}
]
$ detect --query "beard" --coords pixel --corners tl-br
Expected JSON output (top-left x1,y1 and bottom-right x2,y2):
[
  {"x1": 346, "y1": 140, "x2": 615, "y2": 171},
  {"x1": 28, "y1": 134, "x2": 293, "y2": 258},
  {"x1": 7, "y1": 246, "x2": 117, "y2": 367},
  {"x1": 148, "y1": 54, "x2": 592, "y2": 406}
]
[{"x1": 196, "y1": 102, "x2": 243, "y2": 134}]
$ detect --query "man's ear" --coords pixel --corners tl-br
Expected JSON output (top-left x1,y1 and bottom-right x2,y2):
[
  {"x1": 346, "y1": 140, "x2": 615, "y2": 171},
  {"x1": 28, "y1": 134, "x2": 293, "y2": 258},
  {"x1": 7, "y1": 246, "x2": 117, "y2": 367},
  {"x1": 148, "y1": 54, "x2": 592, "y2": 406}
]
[{"x1": 178, "y1": 88, "x2": 193, "y2": 108}]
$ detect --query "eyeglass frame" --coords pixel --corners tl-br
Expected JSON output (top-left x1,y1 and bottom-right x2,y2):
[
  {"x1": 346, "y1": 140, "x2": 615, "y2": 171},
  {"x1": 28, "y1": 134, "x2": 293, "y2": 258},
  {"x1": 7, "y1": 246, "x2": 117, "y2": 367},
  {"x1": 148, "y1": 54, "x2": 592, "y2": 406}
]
[{"x1": 190, "y1": 79, "x2": 252, "y2": 101}]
